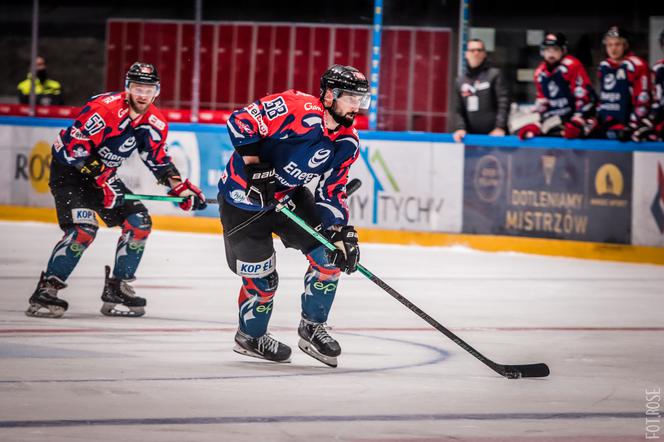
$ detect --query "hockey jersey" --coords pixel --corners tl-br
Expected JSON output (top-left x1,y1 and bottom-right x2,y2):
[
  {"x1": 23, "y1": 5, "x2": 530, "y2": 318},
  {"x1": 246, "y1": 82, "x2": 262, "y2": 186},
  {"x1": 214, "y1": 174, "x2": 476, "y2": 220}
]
[
  {"x1": 533, "y1": 55, "x2": 596, "y2": 121},
  {"x1": 597, "y1": 54, "x2": 652, "y2": 125},
  {"x1": 652, "y1": 58, "x2": 664, "y2": 123},
  {"x1": 52, "y1": 91, "x2": 175, "y2": 181},
  {"x1": 220, "y1": 90, "x2": 360, "y2": 229}
]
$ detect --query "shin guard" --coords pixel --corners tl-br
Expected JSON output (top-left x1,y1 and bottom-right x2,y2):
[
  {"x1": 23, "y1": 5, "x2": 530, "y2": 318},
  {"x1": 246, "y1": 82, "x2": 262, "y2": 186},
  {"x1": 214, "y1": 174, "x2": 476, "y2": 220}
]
[
  {"x1": 301, "y1": 245, "x2": 341, "y2": 323},
  {"x1": 45, "y1": 225, "x2": 97, "y2": 281},
  {"x1": 113, "y1": 212, "x2": 152, "y2": 280},
  {"x1": 238, "y1": 271, "x2": 279, "y2": 337}
]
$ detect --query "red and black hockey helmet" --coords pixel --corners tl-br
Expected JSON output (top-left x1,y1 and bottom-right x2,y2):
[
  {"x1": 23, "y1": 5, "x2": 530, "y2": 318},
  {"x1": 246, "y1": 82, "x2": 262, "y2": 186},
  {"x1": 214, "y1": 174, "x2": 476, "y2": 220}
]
[
  {"x1": 540, "y1": 32, "x2": 567, "y2": 52},
  {"x1": 320, "y1": 64, "x2": 370, "y2": 109},
  {"x1": 125, "y1": 62, "x2": 160, "y2": 87}
]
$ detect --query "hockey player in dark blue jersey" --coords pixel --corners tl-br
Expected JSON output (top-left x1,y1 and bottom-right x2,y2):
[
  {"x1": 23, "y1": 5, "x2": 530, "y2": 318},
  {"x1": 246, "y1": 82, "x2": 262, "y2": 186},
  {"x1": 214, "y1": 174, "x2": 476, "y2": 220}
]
[
  {"x1": 650, "y1": 29, "x2": 664, "y2": 140},
  {"x1": 518, "y1": 32, "x2": 597, "y2": 140},
  {"x1": 25, "y1": 63, "x2": 207, "y2": 319},
  {"x1": 218, "y1": 65, "x2": 369, "y2": 367},
  {"x1": 597, "y1": 26, "x2": 653, "y2": 141}
]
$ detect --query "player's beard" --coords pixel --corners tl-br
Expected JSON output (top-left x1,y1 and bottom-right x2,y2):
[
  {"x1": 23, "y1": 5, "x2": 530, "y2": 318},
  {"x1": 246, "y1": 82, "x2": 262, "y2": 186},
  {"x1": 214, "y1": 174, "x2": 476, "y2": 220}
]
[
  {"x1": 128, "y1": 95, "x2": 152, "y2": 115},
  {"x1": 329, "y1": 102, "x2": 357, "y2": 128}
]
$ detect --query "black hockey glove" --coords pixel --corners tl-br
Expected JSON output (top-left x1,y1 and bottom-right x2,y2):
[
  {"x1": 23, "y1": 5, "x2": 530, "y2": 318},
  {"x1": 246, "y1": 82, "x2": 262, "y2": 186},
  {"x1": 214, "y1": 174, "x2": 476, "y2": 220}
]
[
  {"x1": 244, "y1": 162, "x2": 277, "y2": 208},
  {"x1": 326, "y1": 225, "x2": 360, "y2": 274}
]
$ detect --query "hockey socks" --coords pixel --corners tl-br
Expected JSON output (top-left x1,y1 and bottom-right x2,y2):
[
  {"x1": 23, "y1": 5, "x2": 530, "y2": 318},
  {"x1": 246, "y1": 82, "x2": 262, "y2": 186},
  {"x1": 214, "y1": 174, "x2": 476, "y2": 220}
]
[
  {"x1": 237, "y1": 272, "x2": 279, "y2": 337},
  {"x1": 113, "y1": 212, "x2": 151, "y2": 280},
  {"x1": 45, "y1": 225, "x2": 97, "y2": 281}
]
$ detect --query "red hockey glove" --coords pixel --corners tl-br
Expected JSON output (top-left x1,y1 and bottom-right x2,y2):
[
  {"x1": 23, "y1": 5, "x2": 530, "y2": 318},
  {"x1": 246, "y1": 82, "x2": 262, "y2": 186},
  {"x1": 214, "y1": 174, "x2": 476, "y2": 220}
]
[
  {"x1": 563, "y1": 115, "x2": 585, "y2": 139},
  {"x1": 517, "y1": 123, "x2": 541, "y2": 140},
  {"x1": 169, "y1": 179, "x2": 207, "y2": 211},
  {"x1": 94, "y1": 167, "x2": 125, "y2": 209},
  {"x1": 326, "y1": 226, "x2": 360, "y2": 274},
  {"x1": 656, "y1": 121, "x2": 664, "y2": 140}
]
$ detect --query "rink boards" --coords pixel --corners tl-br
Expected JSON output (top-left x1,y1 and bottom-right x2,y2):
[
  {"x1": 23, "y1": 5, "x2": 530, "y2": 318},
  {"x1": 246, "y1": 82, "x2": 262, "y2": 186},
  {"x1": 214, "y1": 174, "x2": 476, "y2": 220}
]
[{"x1": 1, "y1": 116, "x2": 663, "y2": 257}]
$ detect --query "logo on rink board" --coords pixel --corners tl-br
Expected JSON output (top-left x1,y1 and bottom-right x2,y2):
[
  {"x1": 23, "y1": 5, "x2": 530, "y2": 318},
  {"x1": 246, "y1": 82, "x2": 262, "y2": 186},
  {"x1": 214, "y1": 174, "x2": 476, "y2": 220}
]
[
  {"x1": 651, "y1": 162, "x2": 664, "y2": 234},
  {"x1": 463, "y1": 146, "x2": 632, "y2": 243},
  {"x1": 14, "y1": 141, "x2": 52, "y2": 194}
]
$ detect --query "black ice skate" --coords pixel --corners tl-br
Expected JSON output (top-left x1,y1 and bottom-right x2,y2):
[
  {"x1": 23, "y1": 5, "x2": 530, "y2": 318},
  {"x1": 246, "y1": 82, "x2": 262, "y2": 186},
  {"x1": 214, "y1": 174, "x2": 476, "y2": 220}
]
[
  {"x1": 233, "y1": 330, "x2": 292, "y2": 363},
  {"x1": 100, "y1": 265, "x2": 146, "y2": 317},
  {"x1": 25, "y1": 272, "x2": 69, "y2": 318},
  {"x1": 298, "y1": 317, "x2": 341, "y2": 367}
]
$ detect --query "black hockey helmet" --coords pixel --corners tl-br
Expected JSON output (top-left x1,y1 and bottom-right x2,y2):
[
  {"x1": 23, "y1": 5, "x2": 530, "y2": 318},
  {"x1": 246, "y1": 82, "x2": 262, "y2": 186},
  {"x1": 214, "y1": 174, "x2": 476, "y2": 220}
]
[
  {"x1": 603, "y1": 26, "x2": 630, "y2": 44},
  {"x1": 125, "y1": 62, "x2": 160, "y2": 90},
  {"x1": 320, "y1": 64, "x2": 370, "y2": 109},
  {"x1": 659, "y1": 29, "x2": 664, "y2": 47},
  {"x1": 540, "y1": 32, "x2": 567, "y2": 52}
]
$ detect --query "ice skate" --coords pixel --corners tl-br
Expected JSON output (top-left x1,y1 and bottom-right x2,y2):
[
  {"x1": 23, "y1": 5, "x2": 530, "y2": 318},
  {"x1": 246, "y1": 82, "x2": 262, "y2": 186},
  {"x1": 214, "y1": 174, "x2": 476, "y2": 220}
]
[
  {"x1": 100, "y1": 265, "x2": 146, "y2": 317},
  {"x1": 25, "y1": 272, "x2": 69, "y2": 318},
  {"x1": 298, "y1": 317, "x2": 341, "y2": 367},
  {"x1": 233, "y1": 330, "x2": 292, "y2": 363}
]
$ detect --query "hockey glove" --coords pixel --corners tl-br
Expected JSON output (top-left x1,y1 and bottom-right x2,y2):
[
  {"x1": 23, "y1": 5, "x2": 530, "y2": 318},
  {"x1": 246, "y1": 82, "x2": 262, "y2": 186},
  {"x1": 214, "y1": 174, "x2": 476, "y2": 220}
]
[
  {"x1": 94, "y1": 167, "x2": 125, "y2": 209},
  {"x1": 79, "y1": 157, "x2": 124, "y2": 209},
  {"x1": 603, "y1": 117, "x2": 632, "y2": 141},
  {"x1": 169, "y1": 179, "x2": 208, "y2": 211},
  {"x1": 326, "y1": 225, "x2": 360, "y2": 274},
  {"x1": 563, "y1": 115, "x2": 598, "y2": 139},
  {"x1": 517, "y1": 123, "x2": 541, "y2": 140},
  {"x1": 656, "y1": 121, "x2": 664, "y2": 141},
  {"x1": 245, "y1": 162, "x2": 277, "y2": 208},
  {"x1": 629, "y1": 119, "x2": 658, "y2": 142}
]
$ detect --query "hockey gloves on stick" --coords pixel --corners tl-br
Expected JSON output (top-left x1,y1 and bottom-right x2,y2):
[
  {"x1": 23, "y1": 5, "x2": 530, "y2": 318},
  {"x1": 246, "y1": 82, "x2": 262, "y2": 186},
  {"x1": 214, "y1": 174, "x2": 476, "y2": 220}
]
[
  {"x1": 563, "y1": 115, "x2": 598, "y2": 139},
  {"x1": 326, "y1": 225, "x2": 360, "y2": 274},
  {"x1": 517, "y1": 123, "x2": 541, "y2": 140},
  {"x1": 79, "y1": 157, "x2": 124, "y2": 209},
  {"x1": 169, "y1": 179, "x2": 207, "y2": 211},
  {"x1": 245, "y1": 162, "x2": 277, "y2": 208}
]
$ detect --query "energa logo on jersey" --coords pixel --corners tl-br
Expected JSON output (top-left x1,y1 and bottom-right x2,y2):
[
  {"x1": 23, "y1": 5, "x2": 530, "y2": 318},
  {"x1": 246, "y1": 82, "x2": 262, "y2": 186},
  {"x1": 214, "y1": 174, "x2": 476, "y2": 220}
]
[
  {"x1": 604, "y1": 73, "x2": 617, "y2": 90},
  {"x1": 308, "y1": 149, "x2": 331, "y2": 168},
  {"x1": 118, "y1": 136, "x2": 136, "y2": 153},
  {"x1": 547, "y1": 81, "x2": 559, "y2": 98}
]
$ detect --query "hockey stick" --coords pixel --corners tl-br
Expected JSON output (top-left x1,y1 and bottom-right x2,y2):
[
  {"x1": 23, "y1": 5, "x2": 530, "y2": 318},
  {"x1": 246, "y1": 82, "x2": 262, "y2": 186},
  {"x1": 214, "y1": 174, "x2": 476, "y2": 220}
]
[
  {"x1": 124, "y1": 178, "x2": 363, "y2": 239},
  {"x1": 277, "y1": 204, "x2": 550, "y2": 379},
  {"x1": 124, "y1": 178, "x2": 362, "y2": 207}
]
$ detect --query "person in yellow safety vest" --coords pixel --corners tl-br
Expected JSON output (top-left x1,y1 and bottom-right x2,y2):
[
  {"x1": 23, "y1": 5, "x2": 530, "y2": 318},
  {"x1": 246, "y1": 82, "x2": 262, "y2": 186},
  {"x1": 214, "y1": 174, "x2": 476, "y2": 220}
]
[{"x1": 17, "y1": 56, "x2": 64, "y2": 105}]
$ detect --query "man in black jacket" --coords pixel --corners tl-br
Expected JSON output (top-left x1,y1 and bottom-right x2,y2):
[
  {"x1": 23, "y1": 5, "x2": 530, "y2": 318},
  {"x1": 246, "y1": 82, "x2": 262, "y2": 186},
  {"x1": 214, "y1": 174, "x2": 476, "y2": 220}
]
[{"x1": 452, "y1": 39, "x2": 509, "y2": 142}]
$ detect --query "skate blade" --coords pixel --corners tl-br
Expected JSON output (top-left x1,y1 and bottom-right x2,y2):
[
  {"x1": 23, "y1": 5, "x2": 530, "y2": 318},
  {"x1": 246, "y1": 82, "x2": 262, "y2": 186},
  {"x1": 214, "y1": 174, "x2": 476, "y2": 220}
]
[
  {"x1": 233, "y1": 344, "x2": 291, "y2": 363},
  {"x1": 298, "y1": 338, "x2": 338, "y2": 368},
  {"x1": 25, "y1": 303, "x2": 65, "y2": 318},
  {"x1": 100, "y1": 303, "x2": 145, "y2": 317}
]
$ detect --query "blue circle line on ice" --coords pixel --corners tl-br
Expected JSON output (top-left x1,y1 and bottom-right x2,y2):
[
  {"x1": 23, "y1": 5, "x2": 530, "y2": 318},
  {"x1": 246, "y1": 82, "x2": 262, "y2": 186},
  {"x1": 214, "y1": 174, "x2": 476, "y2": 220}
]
[
  {"x1": 0, "y1": 332, "x2": 451, "y2": 384},
  {"x1": 0, "y1": 412, "x2": 646, "y2": 428}
]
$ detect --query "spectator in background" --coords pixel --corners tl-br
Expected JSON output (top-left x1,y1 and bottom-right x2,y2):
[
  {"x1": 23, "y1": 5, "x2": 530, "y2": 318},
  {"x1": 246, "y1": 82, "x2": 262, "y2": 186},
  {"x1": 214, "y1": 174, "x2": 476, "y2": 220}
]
[
  {"x1": 452, "y1": 38, "x2": 509, "y2": 143},
  {"x1": 596, "y1": 26, "x2": 652, "y2": 141},
  {"x1": 17, "y1": 56, "x2": 64, "y2": 105},
  {"x1": 517, "y1": 32, "x2": 597, "y2": 140}
]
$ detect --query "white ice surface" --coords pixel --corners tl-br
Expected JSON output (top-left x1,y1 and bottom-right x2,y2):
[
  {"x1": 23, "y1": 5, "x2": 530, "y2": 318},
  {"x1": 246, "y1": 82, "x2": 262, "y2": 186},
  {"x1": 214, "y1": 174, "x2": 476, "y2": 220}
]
[{"x1": 0, "y1": 221, "x2": 663, "y2": 442}]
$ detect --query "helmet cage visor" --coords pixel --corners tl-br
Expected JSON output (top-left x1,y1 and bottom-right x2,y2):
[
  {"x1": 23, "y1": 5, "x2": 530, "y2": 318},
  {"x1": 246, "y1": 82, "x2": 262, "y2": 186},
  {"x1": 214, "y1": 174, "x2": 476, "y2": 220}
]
[{"x1": 331, "y1": 88, "x2": 371, "y2": 110}]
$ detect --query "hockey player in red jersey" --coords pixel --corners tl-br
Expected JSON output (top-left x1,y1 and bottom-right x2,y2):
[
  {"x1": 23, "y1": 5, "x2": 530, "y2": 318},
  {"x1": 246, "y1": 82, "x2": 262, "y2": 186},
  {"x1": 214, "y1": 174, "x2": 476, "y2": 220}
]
[
  {"x1": 518, "y1": 32, "x2": 597, "y2": 140},
  {"x1": 597, "y1": 26, "x2": 653, "y2": 141},
  {"x1": 218, "y1": 65, "x2": 368, "y2": 367},
  {"x1": 649, "y1": 29, "x2": 664, "y2": 140},
  {"x1": 26, "y1": 62, "x2": 207, "y2": 319}
]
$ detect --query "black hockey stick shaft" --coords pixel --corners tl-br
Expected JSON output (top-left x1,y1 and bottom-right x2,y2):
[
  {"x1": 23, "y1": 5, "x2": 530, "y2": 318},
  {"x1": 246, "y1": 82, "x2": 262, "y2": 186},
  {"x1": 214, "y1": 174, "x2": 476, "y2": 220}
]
[{"x1": 277, "y1": 204, "x2": 550, "y2": 379}]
